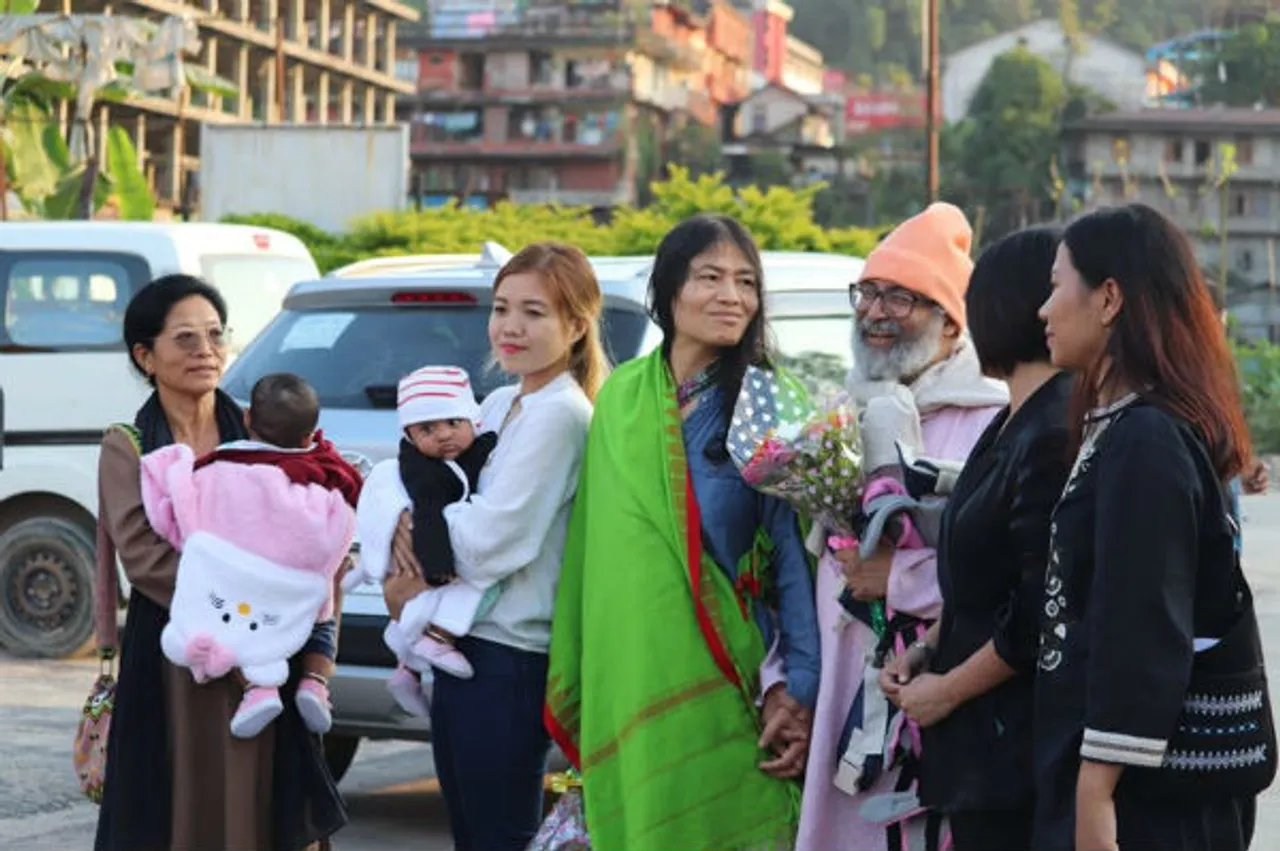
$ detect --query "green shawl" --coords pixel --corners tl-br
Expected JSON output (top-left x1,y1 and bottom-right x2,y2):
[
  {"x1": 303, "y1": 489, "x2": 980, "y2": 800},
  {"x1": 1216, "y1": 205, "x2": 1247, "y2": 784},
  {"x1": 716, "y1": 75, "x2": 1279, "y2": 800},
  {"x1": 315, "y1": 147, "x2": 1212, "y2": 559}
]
[{"x1": 545, "y1": 348, "x2": 799, "y2": 851}]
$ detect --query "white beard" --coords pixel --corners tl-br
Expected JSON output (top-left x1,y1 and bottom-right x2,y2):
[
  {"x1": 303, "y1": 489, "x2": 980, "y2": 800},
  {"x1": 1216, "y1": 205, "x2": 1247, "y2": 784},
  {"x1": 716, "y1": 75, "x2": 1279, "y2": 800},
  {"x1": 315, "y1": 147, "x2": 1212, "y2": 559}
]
[{"x1": 850, "y1": 311, "x2": 948, "y2": 386}]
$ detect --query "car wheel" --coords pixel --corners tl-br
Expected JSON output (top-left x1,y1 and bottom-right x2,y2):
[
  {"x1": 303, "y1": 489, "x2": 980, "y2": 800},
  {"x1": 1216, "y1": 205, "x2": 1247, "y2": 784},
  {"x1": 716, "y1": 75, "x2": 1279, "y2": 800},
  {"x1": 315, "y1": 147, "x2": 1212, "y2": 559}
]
[
  {"x1": 0, "y1": 516, "x2": 97, "y2": 658},
  {"x1": 324, "y1": 734, "x2": 361, "y2": 784}
]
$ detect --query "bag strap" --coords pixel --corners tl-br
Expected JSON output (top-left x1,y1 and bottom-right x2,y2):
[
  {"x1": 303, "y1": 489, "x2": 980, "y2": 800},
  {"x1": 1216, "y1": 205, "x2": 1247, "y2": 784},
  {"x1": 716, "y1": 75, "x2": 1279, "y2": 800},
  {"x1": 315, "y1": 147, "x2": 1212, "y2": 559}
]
[{"x1": 94, "y1": 423, "x2": 142, "y2": 661}]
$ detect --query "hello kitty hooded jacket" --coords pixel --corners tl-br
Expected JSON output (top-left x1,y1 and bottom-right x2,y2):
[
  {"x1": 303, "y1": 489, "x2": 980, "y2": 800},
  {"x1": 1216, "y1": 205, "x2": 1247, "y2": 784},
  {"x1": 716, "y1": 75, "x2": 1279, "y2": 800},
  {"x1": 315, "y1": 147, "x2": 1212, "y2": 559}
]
[{"x1": 140, "y1": 441, "x2": 356, "y2": 687}]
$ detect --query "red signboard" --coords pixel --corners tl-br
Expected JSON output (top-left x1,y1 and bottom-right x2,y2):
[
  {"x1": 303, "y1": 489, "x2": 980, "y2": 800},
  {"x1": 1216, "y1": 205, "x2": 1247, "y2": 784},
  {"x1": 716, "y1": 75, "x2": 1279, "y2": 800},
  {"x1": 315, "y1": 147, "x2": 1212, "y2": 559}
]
[{"x1": 845, "y1": 92, "x2": 928, "y2": 134}]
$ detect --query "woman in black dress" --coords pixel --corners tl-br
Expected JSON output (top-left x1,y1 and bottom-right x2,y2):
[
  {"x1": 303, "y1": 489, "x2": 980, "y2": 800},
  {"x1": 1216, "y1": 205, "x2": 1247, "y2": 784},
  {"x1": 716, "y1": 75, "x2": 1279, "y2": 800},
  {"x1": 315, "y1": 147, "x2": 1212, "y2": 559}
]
[
  {"x1": 1033, "y1": 203, "x2": 1267, "y2": 851},
  {"x1": 882, "y1": 227, "x2": 1072, "y2": 850}
]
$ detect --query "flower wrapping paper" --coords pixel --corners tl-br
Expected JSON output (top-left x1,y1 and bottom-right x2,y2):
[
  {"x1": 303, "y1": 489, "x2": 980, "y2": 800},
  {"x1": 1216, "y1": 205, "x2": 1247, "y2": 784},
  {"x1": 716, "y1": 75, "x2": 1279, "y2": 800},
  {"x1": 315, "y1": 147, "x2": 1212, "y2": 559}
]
[{"x1": 727, "y1": 365, "x2": 863, "y2": 535}]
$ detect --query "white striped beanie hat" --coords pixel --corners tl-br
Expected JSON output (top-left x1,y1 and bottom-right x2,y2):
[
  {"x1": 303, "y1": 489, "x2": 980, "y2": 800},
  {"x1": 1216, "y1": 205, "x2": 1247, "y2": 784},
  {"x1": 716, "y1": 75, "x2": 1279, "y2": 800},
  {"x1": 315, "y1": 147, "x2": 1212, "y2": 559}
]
[{"x1": 397, "y1": 365, "x2": 482, "y2": 430}]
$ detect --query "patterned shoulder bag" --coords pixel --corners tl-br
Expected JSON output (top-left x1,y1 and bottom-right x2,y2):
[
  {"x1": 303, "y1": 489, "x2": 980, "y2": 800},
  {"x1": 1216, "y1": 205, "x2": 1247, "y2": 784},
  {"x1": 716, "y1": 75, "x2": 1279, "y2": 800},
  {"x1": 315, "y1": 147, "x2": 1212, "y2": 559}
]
[{"x1": 1140, "y1": 436, "x2": 1278, "y2": 801}]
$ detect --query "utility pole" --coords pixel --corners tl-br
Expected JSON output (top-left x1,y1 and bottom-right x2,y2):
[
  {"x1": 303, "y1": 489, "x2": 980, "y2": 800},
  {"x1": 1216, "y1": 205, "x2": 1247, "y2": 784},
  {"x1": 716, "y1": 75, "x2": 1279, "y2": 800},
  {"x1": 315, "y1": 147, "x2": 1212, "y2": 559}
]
[{"x1": 924, "y1": 0, "x2": 940, "y2": 202}]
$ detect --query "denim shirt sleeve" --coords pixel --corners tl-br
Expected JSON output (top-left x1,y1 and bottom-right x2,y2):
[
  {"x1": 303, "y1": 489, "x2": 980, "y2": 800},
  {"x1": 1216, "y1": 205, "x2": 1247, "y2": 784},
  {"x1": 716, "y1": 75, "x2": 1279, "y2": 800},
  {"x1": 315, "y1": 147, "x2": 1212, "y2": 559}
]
[{"x1": 760, "y1": 493, "x2": 821, "y2": 709}]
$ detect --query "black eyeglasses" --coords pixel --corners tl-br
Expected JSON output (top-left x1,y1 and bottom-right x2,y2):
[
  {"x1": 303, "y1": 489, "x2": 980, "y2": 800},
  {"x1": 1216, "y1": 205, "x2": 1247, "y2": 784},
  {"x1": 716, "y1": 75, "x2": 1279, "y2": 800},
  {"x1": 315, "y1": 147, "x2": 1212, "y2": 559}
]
[{"x1": 848, "y1": 283, "x2": 931, "y2": 319}]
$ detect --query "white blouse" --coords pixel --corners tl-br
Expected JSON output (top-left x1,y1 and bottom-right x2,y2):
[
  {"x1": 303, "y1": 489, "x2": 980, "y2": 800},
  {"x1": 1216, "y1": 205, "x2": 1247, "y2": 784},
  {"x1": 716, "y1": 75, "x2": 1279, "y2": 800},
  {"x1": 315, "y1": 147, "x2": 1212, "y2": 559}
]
[{"x1": 443, "y1": 370, "x2": 592, "y2": 652}]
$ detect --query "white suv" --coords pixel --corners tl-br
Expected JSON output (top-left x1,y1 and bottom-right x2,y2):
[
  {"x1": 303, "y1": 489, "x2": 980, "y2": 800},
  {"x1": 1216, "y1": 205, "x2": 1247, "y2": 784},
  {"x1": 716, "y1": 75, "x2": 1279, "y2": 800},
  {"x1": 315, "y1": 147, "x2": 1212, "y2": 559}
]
[{"x1": 220, "y1": 248, "x2": 863, "y2": 781}]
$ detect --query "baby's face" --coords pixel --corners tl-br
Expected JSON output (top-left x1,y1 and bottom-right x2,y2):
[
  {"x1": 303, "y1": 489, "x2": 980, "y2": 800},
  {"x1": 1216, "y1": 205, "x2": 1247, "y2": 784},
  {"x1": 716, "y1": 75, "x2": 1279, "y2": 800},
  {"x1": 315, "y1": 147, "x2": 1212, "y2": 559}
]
[{"x1": 406, "y1": 418, "x2": 476, "y2": 461}]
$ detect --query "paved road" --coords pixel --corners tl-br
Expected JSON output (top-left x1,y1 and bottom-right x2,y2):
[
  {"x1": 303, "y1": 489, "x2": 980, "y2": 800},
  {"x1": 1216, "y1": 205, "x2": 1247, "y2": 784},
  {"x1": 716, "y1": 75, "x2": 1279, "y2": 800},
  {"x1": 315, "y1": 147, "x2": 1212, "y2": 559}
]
[{"x1": 5, "y1": 492, "x2": 1280, "y2": 850}]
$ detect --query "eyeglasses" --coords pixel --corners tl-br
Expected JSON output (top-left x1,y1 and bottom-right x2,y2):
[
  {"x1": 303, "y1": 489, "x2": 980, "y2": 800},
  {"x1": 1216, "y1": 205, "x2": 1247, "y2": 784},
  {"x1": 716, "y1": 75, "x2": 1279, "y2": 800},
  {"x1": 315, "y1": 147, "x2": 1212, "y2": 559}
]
[
  {"x1": 166, "y1": 326, "x2": 232, "y2": 353},
  {"x1": 848, "y1": 283, "x2": 930, "y2": 319}
]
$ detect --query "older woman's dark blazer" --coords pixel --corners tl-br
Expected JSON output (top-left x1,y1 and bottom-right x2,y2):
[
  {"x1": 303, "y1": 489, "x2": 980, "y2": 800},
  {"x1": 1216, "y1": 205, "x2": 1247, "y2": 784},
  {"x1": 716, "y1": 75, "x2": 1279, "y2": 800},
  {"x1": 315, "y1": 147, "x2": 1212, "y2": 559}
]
[{"x1": 919, "y1": 370, "x2": 1073, "y2": 814}]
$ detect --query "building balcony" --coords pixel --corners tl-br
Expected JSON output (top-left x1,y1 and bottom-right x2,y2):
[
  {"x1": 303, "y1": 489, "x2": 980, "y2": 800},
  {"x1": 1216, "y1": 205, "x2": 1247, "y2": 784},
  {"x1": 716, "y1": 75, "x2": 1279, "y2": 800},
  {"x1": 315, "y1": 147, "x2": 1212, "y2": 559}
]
[
  {"x1": 406, "y1": 80, "x2": 632, "y2": 106},
  {"x1": 410, "y1": 138, "x2": 624, "y2": 159},
  {"x1": 508, "y1": 187, "x2": 629, "y2": 206}
]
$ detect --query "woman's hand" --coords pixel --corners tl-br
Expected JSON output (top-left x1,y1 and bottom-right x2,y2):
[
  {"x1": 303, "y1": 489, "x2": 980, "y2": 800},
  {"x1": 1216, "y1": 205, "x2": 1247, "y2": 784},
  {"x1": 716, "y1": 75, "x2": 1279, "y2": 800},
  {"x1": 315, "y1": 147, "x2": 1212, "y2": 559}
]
[
  {"x1": 1075, "y1": 762, "x2": 1121, "y2": 851},
  {"x1": 896, "y1": 673, "x2": 958, "y2": 728},
  {"x1": 758, "y1": 685, "x2": 811, "y2": 779},
  {"x1": 391, "y1": 510, "x2": 425, "y2": 580},
  {"x1": 834, "y1": 545, "x2": 892, "y2": 601},
  {"x1": 1075, "y1": 787, "x2": 1119, "y2": 851}
]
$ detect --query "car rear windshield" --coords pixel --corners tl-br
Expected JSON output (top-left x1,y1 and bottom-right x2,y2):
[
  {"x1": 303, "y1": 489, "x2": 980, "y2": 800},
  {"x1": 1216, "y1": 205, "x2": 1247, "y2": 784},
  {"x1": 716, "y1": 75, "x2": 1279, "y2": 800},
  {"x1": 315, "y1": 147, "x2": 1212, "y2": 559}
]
[{"x1": 223, "y1": 305, "x2": 650, "y2": 408}]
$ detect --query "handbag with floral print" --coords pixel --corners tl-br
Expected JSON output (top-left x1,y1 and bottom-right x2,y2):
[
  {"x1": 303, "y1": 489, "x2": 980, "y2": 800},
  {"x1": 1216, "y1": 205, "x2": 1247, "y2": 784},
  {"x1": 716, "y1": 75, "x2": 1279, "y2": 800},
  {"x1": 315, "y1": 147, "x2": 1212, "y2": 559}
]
[
  {"x1": 528, "y1": 770, "x2": 591, "y2": 851},
  {"x1": 73, "y1": 651, "x2": 117, "y2": 803}
]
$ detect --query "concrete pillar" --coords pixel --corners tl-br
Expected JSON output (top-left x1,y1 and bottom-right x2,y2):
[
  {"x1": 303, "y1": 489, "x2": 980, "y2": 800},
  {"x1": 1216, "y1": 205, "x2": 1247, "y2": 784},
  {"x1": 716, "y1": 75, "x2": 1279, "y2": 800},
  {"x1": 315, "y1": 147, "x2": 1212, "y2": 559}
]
[
  {"x1": 363, "y1": 85, "x2": 376, "y2": 125},
  {"x1": 237, "y1": 44, "x2": 251, "y2": 118},
  {"x1": 341, "y1": 79, "x2": 354, "y2": 124},
  {"x1": 291, "y1": 0, "x2": 306, "y2": 46},
  {"x1": 291, "y1": 64, "x2": 306, "y2": 122},
  {"x1": 343, "y1": 2, "x2": 355, "y2": 62},
  {"x1": 384, "y1": 19, "x2": 397, "y2": 75},
  {"x1": 319, "y1": 0, "x2": 331, "y2": 55},
  {"x1": 364, "y1": 12, "x2": 377, "y2": 69},
  {"x1": 170, "y1": 121, "x2": 182, "y2": 204},
  {"x1": 262, "y1": 55, "x2": 277, "y2": 123},
  {"x1": 385, "y1": 91, "x2": 396, "y2": 125},
  {"x1": 319, "y1": 72, "x2": 331, "y2": 124},
  {"x1": 206, "y1": 36, "x2": 223, "y2": 112}
]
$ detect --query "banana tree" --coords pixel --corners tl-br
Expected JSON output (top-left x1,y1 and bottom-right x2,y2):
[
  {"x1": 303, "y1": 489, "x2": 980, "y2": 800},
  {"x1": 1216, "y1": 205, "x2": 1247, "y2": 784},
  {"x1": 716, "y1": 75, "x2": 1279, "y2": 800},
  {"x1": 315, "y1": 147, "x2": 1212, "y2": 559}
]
[
  {"x1": 0, "y1": 6, "x2": 237, "y2": 219},
  {"x1": 3, "y1": 96, "x2": 154, "y2": 219}
]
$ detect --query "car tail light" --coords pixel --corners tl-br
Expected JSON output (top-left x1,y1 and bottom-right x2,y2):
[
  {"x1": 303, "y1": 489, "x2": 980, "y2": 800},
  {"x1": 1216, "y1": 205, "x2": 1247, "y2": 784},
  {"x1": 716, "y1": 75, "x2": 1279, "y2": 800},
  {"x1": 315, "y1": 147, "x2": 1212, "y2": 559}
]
[
  {"x1": 252, "y1": 233, "x2": 270, "y2": 250},
  {"x1": 390, "y1": 291, "x2": 476, "y2": 305}
]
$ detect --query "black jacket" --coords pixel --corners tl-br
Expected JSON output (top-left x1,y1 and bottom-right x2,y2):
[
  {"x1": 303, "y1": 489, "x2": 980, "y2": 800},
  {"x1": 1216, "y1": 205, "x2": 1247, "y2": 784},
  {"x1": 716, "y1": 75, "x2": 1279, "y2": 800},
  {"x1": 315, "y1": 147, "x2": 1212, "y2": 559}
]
[
  {"x1": 919, "y1": 370, "x2": 1073, "y2": 814},
  {"x1": 399, "y1": 431, "x2": 497, "y2": 586}
]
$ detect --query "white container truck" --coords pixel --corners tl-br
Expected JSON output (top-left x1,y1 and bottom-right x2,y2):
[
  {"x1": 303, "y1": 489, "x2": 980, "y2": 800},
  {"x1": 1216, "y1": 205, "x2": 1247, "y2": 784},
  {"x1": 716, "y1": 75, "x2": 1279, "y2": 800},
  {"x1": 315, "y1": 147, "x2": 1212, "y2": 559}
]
[{"x1": 198, "y1": 124, "x2": 411, "y2": 232}]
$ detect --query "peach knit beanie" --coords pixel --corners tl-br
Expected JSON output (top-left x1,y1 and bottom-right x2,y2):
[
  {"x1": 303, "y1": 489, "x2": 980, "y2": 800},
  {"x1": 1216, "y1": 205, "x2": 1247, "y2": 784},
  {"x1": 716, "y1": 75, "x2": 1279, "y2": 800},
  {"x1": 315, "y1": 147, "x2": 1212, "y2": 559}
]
[{"x1": 858, "y1": 202, "x2": 974, "y2": 328}]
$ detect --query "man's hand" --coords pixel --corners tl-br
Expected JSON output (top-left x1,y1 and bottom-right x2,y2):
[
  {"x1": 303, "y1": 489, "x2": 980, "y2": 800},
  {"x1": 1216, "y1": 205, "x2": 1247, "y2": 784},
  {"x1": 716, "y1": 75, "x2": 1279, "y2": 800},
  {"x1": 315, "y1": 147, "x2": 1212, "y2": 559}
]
[
  {"x1": 1244, "y1": 458, "x2": 1270, "y2": 495},
  {"x1": 758, "y1": 685, "x2": 811, "y2": 779},
  {"x1": 897, "y1": 673, "x2": 959, "y2": 728},
  {"x1": 834, "y1": 545, "x2": 893, "y2": 601}
]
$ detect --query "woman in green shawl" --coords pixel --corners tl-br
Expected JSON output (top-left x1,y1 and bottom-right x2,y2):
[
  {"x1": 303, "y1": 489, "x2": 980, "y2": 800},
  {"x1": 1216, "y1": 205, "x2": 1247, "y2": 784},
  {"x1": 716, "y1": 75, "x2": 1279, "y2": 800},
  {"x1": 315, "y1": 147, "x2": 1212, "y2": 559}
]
[{"x1": 546, "y1": 215, "x2": 822, "y2": 851}]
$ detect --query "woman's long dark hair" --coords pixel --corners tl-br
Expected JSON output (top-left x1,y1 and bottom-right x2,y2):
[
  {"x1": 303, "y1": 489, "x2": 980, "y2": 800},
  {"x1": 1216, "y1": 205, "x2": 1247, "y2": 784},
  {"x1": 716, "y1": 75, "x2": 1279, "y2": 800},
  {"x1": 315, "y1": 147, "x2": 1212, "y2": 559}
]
[
  {"x1": 1062, "y1": 203, "x2": 1250, "y2": 479},
  {"x1": 648, "y1": 214, "x2": 772, "y2": 428}
]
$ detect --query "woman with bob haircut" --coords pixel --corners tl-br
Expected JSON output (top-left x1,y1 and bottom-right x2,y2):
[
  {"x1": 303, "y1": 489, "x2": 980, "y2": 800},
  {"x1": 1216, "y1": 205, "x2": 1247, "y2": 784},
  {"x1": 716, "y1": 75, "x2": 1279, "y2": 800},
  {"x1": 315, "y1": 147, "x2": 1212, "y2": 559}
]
[{"x1": 885, "y1": 226, "x2": 1073, "y2": 850}]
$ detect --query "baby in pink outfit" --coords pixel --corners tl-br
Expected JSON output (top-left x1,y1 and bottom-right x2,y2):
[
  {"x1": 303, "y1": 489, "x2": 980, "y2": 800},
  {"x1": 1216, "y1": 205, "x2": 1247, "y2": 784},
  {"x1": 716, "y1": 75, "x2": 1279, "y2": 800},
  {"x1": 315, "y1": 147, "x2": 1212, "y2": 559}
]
[{"x1": 141, "y1": 374, "x2": 357, "y2": 739}]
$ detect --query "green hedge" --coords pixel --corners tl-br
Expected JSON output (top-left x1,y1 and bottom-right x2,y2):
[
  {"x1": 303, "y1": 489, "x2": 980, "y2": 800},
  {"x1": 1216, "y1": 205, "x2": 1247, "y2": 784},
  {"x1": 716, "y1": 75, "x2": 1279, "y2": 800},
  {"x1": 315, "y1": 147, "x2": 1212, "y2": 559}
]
[{"x1": 221, "y1": 167, "x2": 885, "y2": 275}]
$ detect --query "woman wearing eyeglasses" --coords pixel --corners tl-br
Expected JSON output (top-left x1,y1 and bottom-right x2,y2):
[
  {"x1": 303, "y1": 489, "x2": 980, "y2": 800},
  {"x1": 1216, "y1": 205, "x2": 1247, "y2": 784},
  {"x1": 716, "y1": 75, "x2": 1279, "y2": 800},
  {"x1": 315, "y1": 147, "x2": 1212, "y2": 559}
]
[{"x1": 94, "y1": 275, "x2": 345, "y2": 851}]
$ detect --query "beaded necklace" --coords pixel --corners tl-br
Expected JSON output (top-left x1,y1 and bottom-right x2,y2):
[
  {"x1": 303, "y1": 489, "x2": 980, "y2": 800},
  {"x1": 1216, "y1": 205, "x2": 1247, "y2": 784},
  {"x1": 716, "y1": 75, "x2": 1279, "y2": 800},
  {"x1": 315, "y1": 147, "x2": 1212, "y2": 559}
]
[{"x1": 676, "y1": 362, "x2": 721, "y2": 409}]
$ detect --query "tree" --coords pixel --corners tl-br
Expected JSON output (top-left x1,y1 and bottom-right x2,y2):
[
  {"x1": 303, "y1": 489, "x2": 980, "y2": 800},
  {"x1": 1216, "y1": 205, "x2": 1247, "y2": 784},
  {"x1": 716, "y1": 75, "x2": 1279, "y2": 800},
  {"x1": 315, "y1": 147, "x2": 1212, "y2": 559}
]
[
  {"x1": 954, "y1": 47, "x2": 1066, "y2": 240},
  {"x1": 1196, "y1": 18, "x2": 1280, "y2": 108}
]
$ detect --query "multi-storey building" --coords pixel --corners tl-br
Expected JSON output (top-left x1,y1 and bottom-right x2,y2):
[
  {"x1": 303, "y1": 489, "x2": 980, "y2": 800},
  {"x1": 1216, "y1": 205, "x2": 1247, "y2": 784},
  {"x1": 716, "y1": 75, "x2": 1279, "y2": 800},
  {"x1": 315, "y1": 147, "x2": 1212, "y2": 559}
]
[
  {"x1": 398, "y1": 0, "x2": 752, "y2": 208},
  {"x1": 1063, "y1": 107, "x2": 1280, "y2": 338},
  {"x1": 65, "y1": 0, "x2": 418, "y2": 206}
]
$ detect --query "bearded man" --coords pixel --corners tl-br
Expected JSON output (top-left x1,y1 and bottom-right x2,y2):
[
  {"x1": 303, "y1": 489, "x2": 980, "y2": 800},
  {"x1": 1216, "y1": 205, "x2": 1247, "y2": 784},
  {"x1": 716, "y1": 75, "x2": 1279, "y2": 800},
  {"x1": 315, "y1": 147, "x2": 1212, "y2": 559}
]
[{"x1": 794, "y1": 203, "x2": 1008, "y2": 851}]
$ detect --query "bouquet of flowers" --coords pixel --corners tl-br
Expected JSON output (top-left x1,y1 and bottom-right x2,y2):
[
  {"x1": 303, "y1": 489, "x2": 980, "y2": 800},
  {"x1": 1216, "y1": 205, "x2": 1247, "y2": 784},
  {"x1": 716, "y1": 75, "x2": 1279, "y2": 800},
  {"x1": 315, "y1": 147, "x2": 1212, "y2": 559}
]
[
  {"x1": 728, "y1": 366, "x2": 895, "y2": 636},
  {"x1": 727, "y1": 365, "x2": 864, "y2": 541}
]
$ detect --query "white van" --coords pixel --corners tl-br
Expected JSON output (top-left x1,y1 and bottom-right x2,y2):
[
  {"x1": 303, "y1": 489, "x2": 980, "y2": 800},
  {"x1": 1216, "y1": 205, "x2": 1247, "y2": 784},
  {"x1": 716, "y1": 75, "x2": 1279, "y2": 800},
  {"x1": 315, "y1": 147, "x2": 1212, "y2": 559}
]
[{"x1": 0, "y1": 222, "x2": 319, "y2": 657}]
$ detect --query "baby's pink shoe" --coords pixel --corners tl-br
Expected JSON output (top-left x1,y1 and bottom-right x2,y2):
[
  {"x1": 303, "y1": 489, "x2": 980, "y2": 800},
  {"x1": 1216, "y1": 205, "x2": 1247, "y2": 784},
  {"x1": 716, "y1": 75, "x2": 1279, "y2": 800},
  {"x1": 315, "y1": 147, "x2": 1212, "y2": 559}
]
[
  {"x1": 231, "y1": 686, "x2": 283, "y2": 739},
  {"x1": 412, "y1": 635, "x2": 474, "y2": 680},
  {"x1": 387, "y1": 665, "x2": 431, "y2": 717},
  {"x1": 296, "y1": 677, "x2": 333, "y2": 734}
]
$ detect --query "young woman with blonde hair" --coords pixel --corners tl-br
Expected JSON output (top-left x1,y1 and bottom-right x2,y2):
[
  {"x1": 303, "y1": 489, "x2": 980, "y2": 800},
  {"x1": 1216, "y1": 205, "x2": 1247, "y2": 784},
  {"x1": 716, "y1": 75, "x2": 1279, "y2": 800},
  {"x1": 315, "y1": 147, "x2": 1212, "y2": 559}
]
[{"x1": 384, "y1": 242, "x2": 608, "y2": 851}]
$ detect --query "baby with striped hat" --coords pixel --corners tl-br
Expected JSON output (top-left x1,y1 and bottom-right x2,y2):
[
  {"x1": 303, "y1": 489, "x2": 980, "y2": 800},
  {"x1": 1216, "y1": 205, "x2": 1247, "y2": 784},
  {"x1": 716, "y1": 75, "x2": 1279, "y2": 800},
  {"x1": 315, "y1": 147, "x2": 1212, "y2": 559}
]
[{"x1": 346, "y1": 365, "x2": 499, "y2": 716}]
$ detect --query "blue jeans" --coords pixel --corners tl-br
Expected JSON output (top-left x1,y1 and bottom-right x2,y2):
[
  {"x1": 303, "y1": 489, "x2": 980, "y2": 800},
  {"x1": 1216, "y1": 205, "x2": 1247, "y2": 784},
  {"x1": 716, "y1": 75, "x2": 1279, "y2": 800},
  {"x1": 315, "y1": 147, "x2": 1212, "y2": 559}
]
[{"x1": 430, "y1": 636, "x2": 551, "y2": 851}]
